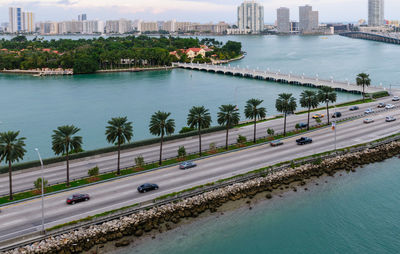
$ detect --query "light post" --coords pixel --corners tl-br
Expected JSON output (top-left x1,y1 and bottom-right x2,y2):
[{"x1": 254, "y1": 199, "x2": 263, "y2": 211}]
[{"x1": 34, "y1": 148, "x2": 45, "y2": 234}]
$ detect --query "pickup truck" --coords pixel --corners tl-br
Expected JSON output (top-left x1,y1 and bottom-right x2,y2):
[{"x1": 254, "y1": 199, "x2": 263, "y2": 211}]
[{"x1": 296, "y1": 137, "x2": 313, "y2": 145}]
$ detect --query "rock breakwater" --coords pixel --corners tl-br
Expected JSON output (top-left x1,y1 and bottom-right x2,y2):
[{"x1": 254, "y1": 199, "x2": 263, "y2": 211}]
[{"x1": 4, "y1": 141, "x2": 400, "y2": 254}]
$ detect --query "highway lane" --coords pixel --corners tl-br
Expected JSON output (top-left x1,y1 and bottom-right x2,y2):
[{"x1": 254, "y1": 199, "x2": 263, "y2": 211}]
[
  {"x1": 0, "y1": 107, "x2": 399, "y2": 242},
  {"x1": 0, "y1": 96, "x2": 398, "y2": 195}
]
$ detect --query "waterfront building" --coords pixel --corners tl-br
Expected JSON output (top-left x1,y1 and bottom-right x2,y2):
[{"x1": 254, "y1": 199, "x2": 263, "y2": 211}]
[
  {"x1": 175, "y1": 22, "x2": 192, "y2": 32},
  {"x1": 277, "y1": 7, "x2": 290, "y2": 33},
  {"x1": 22, "y1": 12, "x2": 35, "y2": 33},
  {"x1": 8, "y1": 7, "x2": 23, "y2": 33},
  {"x1": 40, "y1": 21, "x2": 59, "y2": 35},
  {"x1": 138, "y1": 21, "x2": 158, "y2": 32},
  {"x1": 82, "y1": 20, "x2": 104, "y2": 34},
  {"x1": 162, "y1": 20, "x2": 176, "y2": 32},
  {"x1": 299, "y1": 5, "x2": 319, "y2": 34},
  {"x1": 105, "y1": 19, "x2": 132, "y2": 34},
  {"x1": 237, "y1": 1, "x2": 264, "y2": 34},
  {"x1": 290, "y1": 21, "x2": 299, "y2": 32},
  {"x1": 58, "y1": 21, "x2": 83, "y2": 34},
  {"x1": 78, "y1": 14, "x2": 87, "y2": 21},
  {"x1": 368, "y1": 0, "x2": 384, "y2": 27}
]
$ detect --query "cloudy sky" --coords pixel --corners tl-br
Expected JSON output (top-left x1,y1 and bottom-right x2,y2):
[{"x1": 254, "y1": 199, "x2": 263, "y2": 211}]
[{"x1": 1, "y1": 0, "x2": 399, "y2": 24}]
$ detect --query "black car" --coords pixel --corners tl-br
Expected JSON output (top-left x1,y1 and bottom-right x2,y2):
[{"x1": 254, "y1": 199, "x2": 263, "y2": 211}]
[
  {"x1": 296, "y1": 137, "x2": 313, "y2": 145},
  {"x1": 377, "y1": 102, "x2": 386, "y2": 108},
  {"x1": 349, "y1": 106, "x2": 359, "y2": 111},
  {"x1": 332, "y1": 112, "x2": 342, "y2": 118},
  {"x1": 179, "y1": 161, "x2": 197, "y2": 170},
  {"x1": 137, "y1": 183, "x2": 159, "y2": 193},
  {"x1": 66, "y1": 193, "x2": 90, "y2": 205}
]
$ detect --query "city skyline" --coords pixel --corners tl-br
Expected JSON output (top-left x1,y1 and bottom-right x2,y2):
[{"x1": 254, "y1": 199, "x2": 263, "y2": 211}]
[{"x1": 1, "y1": 0, "x2": 400, "y2": 24}]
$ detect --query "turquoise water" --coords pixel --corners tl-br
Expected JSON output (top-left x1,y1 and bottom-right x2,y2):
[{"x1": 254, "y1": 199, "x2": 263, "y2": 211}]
[
  {"x1": 2, "y1": 34, "x2": 400, "y2": 160},
  {"x1": 120, "y1": 158, "x2": 400, "y2": 254}
]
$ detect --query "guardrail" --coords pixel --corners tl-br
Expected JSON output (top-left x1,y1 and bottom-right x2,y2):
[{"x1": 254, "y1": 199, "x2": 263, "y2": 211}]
[{"x1": 1, "y1": 133, "x2": 399, "y2": 251}]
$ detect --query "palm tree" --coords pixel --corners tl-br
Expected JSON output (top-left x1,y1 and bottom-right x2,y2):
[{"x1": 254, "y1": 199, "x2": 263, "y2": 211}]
[
  {"x1": 217, "y1": 104, "x2": 240, "y2": 149},
  {"x1": 187, "y1": 106, "x2": 212, "y2": 156},
  {"x1": 0, "y1": 131, "x2": 26, "y2": 200},
  {"x1": 105, "y1": 117, "x2": 133, "y2": 175},
  {"x1": 300, "y1": 90, "x2": 319, "y2": 130},
  {"x1": 52, "y1": 125, "x2": 82, "y2": 186},
  {"x1": 275, "y1": 93, "x2": 297, "y2": 136},
  {"x1": 356, "y1": 73, "x2": 371, "y2": 101},
  {"x1": 149, "y1": 111, "x2": 175, "y2": 165},
  {"x1": 318, "y1": 86, "x2": 337, "y2": 125},
  {"x1": 244, "y1": 98, "x2": 267, "y2": 143}
]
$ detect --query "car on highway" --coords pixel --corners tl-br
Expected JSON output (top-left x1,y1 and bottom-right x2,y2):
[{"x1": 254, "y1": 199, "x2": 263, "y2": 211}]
[
  {"x1": 297, "y1": 122, "x2": 308, "y2": 129},
  {"x1": 66, "y1": 194, "x2": 90, "y2": 205},
  {"x1": 332, "y1": 112, "x2": 342, "y2": 118},
  {"x1": 270, "y1": 140, "x2": 284, "y2": 147},
  {"x1": 349, "y1": 106, "x2": 359, "y2": 111},
  {"x1": 393, "y1": 96, "x2": 400, "y2": 102},
  {"x1": 363, "y1": 118, "x2": 374, "y2": 124},
  {"x1": 377, "y1": 102, "x2": 386, "y2": 108},
  {"x1": 137, "y1": 183, "x2": 159, "y2": 193},
  {"x1": 386, "y1": 116, "x2": 396, "y2": 122},
  {"x1": 385, "y1": 104, "x2": 395, "y2": 109},
  {"x1": 296, "y1": 137, "x2": 313, "y2": 145},
  {"x1": 364, "y1": 108, "x2": 374, "y2": 114},
  {"x1": 312, "y1": 113, "x2": 324, "y2": 119},
  {"x1": 179, "y1": 161, "x2": 197, "y2": 170}
]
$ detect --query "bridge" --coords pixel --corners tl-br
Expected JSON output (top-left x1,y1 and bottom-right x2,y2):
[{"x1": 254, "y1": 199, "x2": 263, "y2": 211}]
[
  {"x1": 340, "y1": 32, "x2": 400, "y2": 45},
  {"x1": 174, "y1": 62, "x2": 386, "y2": 94}
]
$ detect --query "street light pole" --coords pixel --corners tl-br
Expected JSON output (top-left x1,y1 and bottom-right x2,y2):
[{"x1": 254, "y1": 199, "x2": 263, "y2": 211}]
[{"x1": 35, "y1": 148, "x2": 45, "y2": 234}]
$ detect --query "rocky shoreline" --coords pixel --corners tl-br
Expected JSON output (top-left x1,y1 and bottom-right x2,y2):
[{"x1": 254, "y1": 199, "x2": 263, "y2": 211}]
[{"x1": 3, "y1": 140, "x2": 400, "y2": 254}]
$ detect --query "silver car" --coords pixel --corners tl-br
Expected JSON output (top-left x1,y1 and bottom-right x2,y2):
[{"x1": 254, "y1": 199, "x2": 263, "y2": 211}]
[
  {"x1": 386, "y1": 116, "x2": 396, "y2": 122},
  {"x1": 385, "y1": 104, "x2": 395, "y2": 109},
  {"x1": 364, "y1": 108, "x2": 374, "y2": 114}
]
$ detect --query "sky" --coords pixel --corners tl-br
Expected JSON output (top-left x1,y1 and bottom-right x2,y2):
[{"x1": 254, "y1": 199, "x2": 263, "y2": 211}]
[{"x1": 1, "y1": 0, "x2": 400, "y2": 24}]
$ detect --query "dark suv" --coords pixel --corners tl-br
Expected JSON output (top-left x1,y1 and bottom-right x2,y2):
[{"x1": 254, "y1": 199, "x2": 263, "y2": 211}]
[
  {"x1": 296, "y1": 137, "x2": 313, "y2": 145},
  {"x1": 137, "y1": 183, "x2": 159, "y2": 193},
  {"x1": 332, "y1": 112, "x2": 342, "y2": 118},
  {"x1": 66, "y1": 194, "x2": 90, "y2": 205}
]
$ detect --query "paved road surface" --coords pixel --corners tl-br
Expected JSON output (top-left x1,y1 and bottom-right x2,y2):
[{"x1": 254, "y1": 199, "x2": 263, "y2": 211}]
[{"x1": 0, "y1": 106, "x2": 399, "y2": 242}]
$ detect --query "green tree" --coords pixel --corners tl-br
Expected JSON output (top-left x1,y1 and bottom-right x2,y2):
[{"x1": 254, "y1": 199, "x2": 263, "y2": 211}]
[
  {"x1": 88, "y1": 166, "x2": 99, "y2": 177},
  {"x1": 300, "y1": 90, "x2": 319, "y2": 130},
  {"x1": 187, "y1": 106, "x2": 212, "y2": 156},
  {"x1": 267, "y1": 128, "x2": 275, "y2": 136},
  {"x1": 149, "y1": 111, "x2": 175, "y2": 165},
  {"x1": 276, "y1": 93, "x2": 297, "y2": 136},
  {"x1": 318, "y1": 86, "x2": 337, "y2": 125},
  {"x1": 105, "y1": 117, "x2": 133, "y2": 175},
  {"x1": 134, "y1": 155, "x2": 145, "y2": 168},
  {"x1": 51, "y1": 125, "x2": 82, "y2": 186},
  {"x1": 178, "y1": 146, "x2": 186, "y2": 159},
  {"x1": 217, "y1": 104, "x2": 240, "y2": 149},
  {"x1": 244, "y1": 98, "x2": 267, "y2": 143},
  {"x1": 356, "y1": 73, "x2": 371, "y2": 101},
  {"x1": 237, "y1": 135, "x2": 247, "y2": 145},
  {"x1": 0, "y1": 131, "x2": 26, "y2": 200},
  {"x1": 34, "y1": 177, "x2": 48, "y2": 193}
]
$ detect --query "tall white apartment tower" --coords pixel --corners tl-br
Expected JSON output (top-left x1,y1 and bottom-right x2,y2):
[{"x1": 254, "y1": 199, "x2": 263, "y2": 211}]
[
  {"x1": 277, "y1": 7, "x2": 290, "y2": 33},
  {"x1": 368, "y1": 0, "x2": 384, "y2": 26},
  {"x1": 9, "y1": 7, "x2": 23, "y2": 33},
  {"x1": 237, "y1": 1, "x2": 264, "y2": 34}
]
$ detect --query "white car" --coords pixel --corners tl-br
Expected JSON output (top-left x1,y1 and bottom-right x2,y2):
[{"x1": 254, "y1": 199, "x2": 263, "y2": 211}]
[
  {"x1": 385, "y1": 104, "x2": 395, "y2": 109},
  {"x1": 364, "y1": 118, "x2": 374, "y2": 124},
  {"x1": 393, "y1": 96, "x2": 400, "y2": 102},
  {"x1": 386, "y1": 116, "x2": 396, "y2": 122},
  {"x1": 364, "y1": 108, "x2": 374, "y2": 114}
]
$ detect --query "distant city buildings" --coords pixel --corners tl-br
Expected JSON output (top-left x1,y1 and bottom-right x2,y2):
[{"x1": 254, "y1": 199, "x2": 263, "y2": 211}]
[
  {"x1": 277, "y1": 7, "x2": 290, "y2": 33},
  {"x1": 105, "y1": 19, "x2": 132, "y2": 34},
  {"x1": 9, "y1": 7, "x2": 35, "y2": 33},
  {"x1": 299, "y1": 5, "x2": 319, "y2": 34},
  {"x1": 368, "y1": 0, "x2": 384, "y2": 27},
  {"x1": 237, "y1": 1, "x2": 264, "y2": 34},
  {"x1": 78, "y1": 14, "x2": 87, "y2": 22}
]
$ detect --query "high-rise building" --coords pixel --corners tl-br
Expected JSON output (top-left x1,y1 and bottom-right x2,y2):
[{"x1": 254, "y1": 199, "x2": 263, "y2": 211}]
[
  {"x1": 299, "y1": 5, "x2": 319, "y2": 33},
  {"x1": 105, "y1": 19, "x2": 132, "y2": 34},
  {"x1": 82, "y1": 20, "x2": 104, "y2": 34},
  {"x1": 237, "y1": 1, "x2": 264, "y2": 34},
  {"x1": 162, "y1": 20, "x2": 176, "y2": 32},
  {"x1": 138, "y1": 21, "x2": 158, "y2": 32},
  {"x1": 277, "y1": 7, "x2": 290, "y2": 33},
  {"x1": 78, "y1": 14, "x2": 87, "y2": 21},
  {"x1": 9, "y1": 7, "x2": 23, "y2": 33},
  {"x1": 23, "y1": 12, "x2": 35, "y2": 33},
  {"x1": 368, "y1": 0, "x2": 384, "y2": 26}
]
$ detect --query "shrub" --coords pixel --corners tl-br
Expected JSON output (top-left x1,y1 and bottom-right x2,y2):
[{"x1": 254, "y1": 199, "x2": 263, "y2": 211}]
[
  {"x1": 315, "y1": 118, "x2": 322, "y2": 124},
  {"x1": 209, "y1": 143, "x2": 217, "y2": 154},
  {"x1": 134, "y1": 155, "x2": 145, "y2": 169},
  {"x1": 370, "y1": 91, "x2": 389, "y2": 99},
  {"x1": 295, "y1": 123, "x2": 301, "y2": 130},
  {"x1": 237, "y1": 135, "x2": 247, "y2": 145},
  {"x1": 33, "y1": 177, "x2": 48, "y2": 193},
  {"x1": 267, "y1": 128, "x2": 275, "y2": 136},
  {"x1": 179, "y1": 126, "x2": 196, "y2": 134},
  {"x1": 88, "y1": 166, "x2": 99, "y2": 177},
  {"x1": 178, "y1": 146, "x2": 186, "y2": 159}
]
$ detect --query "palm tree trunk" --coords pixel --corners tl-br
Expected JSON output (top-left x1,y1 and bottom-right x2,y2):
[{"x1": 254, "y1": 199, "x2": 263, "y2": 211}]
[
  {"x1": 117, "y1": 141, "x2": 121, "y2": 175},
  {"x1": 283, "y1": 113, "x2": 287, "y2": 136},
  {"x1": 253, "y1": 118, "x2": 257, "y2": 143},
  {"x1": 326, "y1": 101, "x2": 330, "y2": 125},
  {"x1": 198, "y1": 127, "x2": 202, "y2": 156},
  {"x1": 363, "y1": 85, "x2": 365, "y2": 101},
  {"x1": 225, "y1": 127, "x2": 229, "y2": 150},
  {"x1": 8, "y1": 161, "x2": 13, "y2": 200},
  {"x1": 159, "y1": 134, "x2": 163, "y2": 165},
  {"x1": 307, "y1": 106, "x2": 311, "y2": 131},
  {"x1": 66, "y1": 149, "x2": 70, "y2": 187}
]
